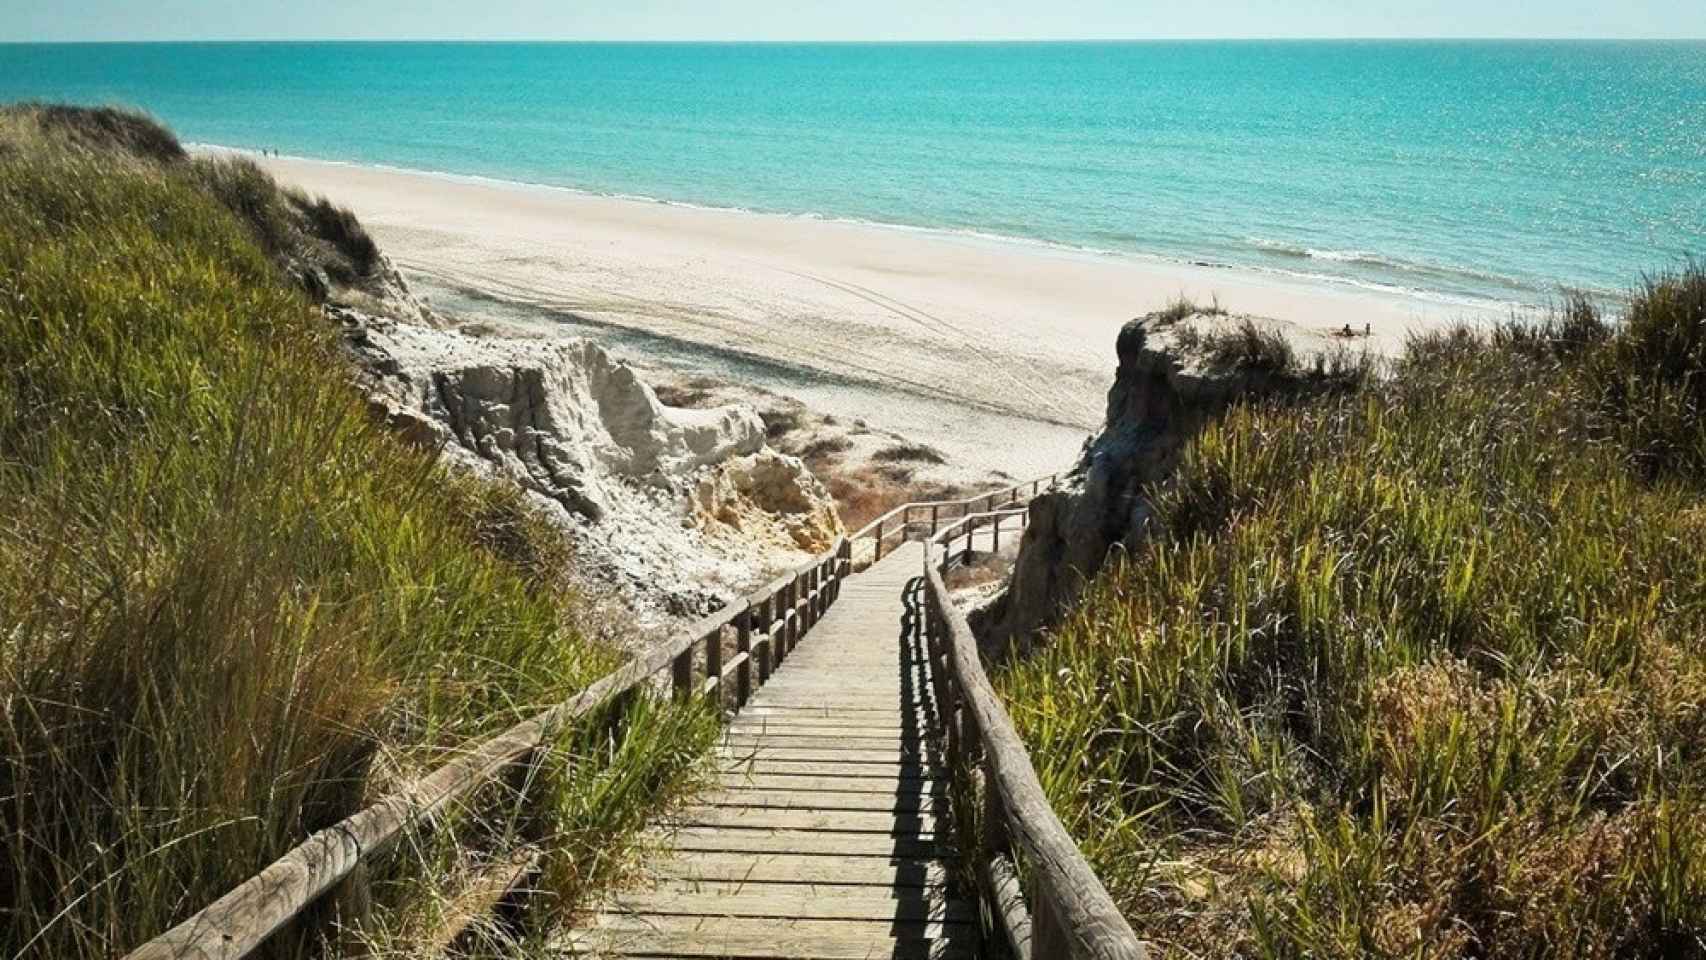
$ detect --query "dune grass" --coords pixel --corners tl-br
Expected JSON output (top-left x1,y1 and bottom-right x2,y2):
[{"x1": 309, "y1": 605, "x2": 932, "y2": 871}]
[
  {"x1": 0, "y1": 106, "x2": 715, "y2": 957},
  {"x1": 998, "y1": 268, "x2": 1706, "y2": 957}
]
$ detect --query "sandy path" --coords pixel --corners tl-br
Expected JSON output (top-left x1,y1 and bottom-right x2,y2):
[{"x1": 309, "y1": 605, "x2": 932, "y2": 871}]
[{"x1": 251, "y1": 154, "x2": 1494, "y2": 477}]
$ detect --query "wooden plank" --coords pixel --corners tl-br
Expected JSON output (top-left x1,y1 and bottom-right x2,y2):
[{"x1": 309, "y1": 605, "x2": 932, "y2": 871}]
[
  {"x1": 718, "y1": 747, "x2": 927, "y2": 765},
  {"x1": 727, "y1": 721, "x2": 913, "y2": 737},
  {"x1": 717, "y1": 759, "x2": 941, "y2": 780},
  {"x1": 603, "y1": 889, "x2": 974, "y2": 923},
  {"x1": 659, "y1": 828, "x2": 953, "y2": 859},
  {"x1": 737, "y1": 704, "x2": 917, "y2": 716},
  {"x1": 562, "y1": 927, "x2": 973, "y2": 959},
  {"x1": 701, "y1": 789, "x2": 949, "y2": 813},
  {"x1": 644, "y1": 852, "x2": 952, "y2": 888},
  {"x1": 711, "y1": 773, "x2": 947, "y2": 794},
  {"x1": 721, "y1": 736, "x2": 934, "y2": 754},
  {"x1": 589, "y1": 914, "x2": 969, "y2": 937},
  {"x1": 673, "y1": 807, "x2": 943, "y2": 835}
]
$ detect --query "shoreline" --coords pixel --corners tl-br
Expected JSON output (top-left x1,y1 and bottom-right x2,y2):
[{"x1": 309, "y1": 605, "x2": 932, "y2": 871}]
[
  {"x1": 200, "y1": 143, "x2": 1542, "y2": 313},
  {"x1": 239, "y1": 149, "x2": 1508, "y2": 478}
]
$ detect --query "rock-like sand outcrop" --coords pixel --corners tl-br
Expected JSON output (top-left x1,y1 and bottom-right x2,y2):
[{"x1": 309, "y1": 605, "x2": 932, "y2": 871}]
[
  {"x1": 336, "y1": 304, "x2": 842, "y2": 628},
  {"x1": 984, "y1": 310, "x2": 1330, "y2": 651}
]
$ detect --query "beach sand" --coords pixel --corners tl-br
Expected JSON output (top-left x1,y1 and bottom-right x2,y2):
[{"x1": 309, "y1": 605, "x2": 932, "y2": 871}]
[{"x1": 252, "y1": 153, "x2": 1498, "y2": 478}]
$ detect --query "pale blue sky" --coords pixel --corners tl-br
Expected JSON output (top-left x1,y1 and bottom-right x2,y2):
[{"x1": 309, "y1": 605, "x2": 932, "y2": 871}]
[{"x1": 4, "y1": 0, "x2": 1704, "y2": 42}]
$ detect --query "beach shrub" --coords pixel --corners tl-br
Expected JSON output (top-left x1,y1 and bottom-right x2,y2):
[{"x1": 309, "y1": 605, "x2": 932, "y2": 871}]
[
  {"x1": 27, "y1": 101, "x2": 187, "y2": 163},
  {"x1": 0, "y1": 106, "x2": 713, "y2": 957},
  {"x1": 998, "y1": 278, "x2": 1706, "y2": 957}
]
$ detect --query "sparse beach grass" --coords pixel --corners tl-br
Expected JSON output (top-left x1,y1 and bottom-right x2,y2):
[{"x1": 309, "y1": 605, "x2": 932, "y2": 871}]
[
  {"x1": 0, "y1": 105, "x2": 713, "y2": 957},
  {"x1": 998, "y1": 266, "x2": 1706, "y2": 957}
]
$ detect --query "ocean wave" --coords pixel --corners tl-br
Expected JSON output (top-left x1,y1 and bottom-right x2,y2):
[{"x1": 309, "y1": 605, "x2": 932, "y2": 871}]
[{"x1": 1244, "y1": 236, "x2": 1563, "y2": 295}]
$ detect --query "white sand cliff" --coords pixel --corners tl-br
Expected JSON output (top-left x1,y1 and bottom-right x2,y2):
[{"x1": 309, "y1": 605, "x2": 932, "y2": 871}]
[{"x1": 339, "y1": 305, "x2": 842, "y2": 628}]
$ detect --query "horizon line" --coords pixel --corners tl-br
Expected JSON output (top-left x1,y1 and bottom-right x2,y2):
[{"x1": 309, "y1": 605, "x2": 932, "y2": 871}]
[{"x1": 5, "y1": 36, "x2": 1705, "y2": 45}]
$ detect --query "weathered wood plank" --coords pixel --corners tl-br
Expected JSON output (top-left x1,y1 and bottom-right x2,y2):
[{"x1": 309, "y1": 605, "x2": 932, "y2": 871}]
[
  {"x1": 590, "y1": 914, "x2": 970, "y2": 938},
  {"x1": 736, "y1": 704, "x2": 917, "y2": 716},
  {"x1": 604, "y1": 889, "x2": 974, "y2": 923},
  {"x1": 711, "y1": 773, "x2": 948, "y2": 794},
  {"x1": 721, "y1": 735, "x2": 934, "y2": 754},
  {"x1": 718, "y1": 746, "x2": 929, "y2": 765},
  {"x1": 643, "y1": 852, "x2": 952, "y2": 888},
  {"x1": 672, "y1": 807, "x2": 943, "y2": 835},
  {"x1": 727, "y1": 721, "x2": 913, "y2": 737},
  {"x1": 701, "y1": 789, "x2": 949, "y2": 813},
  {"x1": 716, "y1": 759, "x2": 941, "y2": 780},
  {"x1": 562, "y1": 928, "x2": 973, "y2": 960},
  {"x1": 659, "y1": 827, "x2": 953, "y2": 859}
]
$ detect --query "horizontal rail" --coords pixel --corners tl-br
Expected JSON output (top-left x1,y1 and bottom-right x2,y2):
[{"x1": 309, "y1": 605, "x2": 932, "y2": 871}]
[
  {"x1": 922, "y1": 525, "x2": 1143, "y2": 959},
  {"x1": 931, "y1": 507, "x2": 1030, "y2": 575},
  {"x1": 850, "y1": 471, "x2": 1059, "y2": 565},
  {"x1": 127, "y1": 537, "x2": 852, "y2": 960}
]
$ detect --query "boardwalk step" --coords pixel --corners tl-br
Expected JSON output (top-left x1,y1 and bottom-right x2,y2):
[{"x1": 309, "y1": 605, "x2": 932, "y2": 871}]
[
  {"x1": 604, "y1": 888, "x2": 974, "y2": 923},
  {"x1": 561, "y1": 928, "x2": 973, "y2": 959},
  {"x1": 644, "y1": 852, "x2": 953, "y2": 888},
  {"x1": 702, "y1": 789, "x2": 950, "y2": 813},
  {"x1": 671, "y1": 807, "x2": 943, "y2": 834},
  {"x1": 659, "y1": 827, "x2": 952, "y2": 859}
]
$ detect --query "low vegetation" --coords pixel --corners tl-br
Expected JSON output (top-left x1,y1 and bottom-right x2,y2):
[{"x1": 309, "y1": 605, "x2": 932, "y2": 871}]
[
  {"x1": 871, "y1": 441, "x2": 950, "y2": 466},
  {"x1": 0, "y1": 105, "x2": 714, "y2": 958},
  {"x1": 1000, "y1": 267, "x2": 1706, "y2": 957}
]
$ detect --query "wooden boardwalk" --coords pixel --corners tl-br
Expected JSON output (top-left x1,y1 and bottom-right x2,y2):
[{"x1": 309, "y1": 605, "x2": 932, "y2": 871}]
[{"x1": 567, "y1": 542, "x2": 977, "y2": 959}]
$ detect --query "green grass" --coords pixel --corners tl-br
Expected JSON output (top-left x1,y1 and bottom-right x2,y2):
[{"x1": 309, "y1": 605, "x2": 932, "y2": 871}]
[
  {"x1": 998, "y1": 267, "x2": 1706, "y2": 957},
  {"x1": 0, "y1": 105, "x2": 714, "y2": 957}
]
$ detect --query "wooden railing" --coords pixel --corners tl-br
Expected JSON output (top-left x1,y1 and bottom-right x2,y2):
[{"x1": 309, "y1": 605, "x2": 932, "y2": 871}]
[
  {"x1": 922, "y1": 509, "x2": 1145, "y2": 960},
  {"x1": 126, "y1": 538, "x2": 853, "y2": 960},
  {"x1": 849, "y1": 472, "x2": 1059, "y2": 567},
  {"x1": 929, "y1": 506, "x2": 1030, "y2": 574}
]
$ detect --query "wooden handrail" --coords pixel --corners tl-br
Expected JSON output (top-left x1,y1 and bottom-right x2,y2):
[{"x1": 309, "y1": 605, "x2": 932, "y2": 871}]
[
  {"x1": 922, "y1": 521, "x2": 1144, "y2": 960},
  {"x1": 849, "y1": 471, "x2": 1059, "y2": 565},
  {"x1": 126, "y1": 537, "x2": 853, "y2": 960},
  {"x1": 929, "y1": 506, "x2": 1029, "y2": 574}
]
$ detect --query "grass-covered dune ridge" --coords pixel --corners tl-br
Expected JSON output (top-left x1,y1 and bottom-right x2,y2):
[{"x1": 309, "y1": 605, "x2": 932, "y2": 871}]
[
  {"x1": 0, "y1": 105, "x2": 711, "y2": 957},
  {"x1": 1000, "y1": 271, "x2": 1706, "y2": 957}
]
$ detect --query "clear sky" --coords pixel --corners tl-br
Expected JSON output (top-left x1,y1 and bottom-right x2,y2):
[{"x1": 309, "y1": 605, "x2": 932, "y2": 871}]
[{"x1": 3, "y1": 0, "x2": 1704, "y2": 42}]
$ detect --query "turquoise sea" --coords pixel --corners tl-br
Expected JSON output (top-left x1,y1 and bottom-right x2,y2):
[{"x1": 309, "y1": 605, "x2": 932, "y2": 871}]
[{"x1": 2, "y1": 41, "x2": 1702, "y2": 306}]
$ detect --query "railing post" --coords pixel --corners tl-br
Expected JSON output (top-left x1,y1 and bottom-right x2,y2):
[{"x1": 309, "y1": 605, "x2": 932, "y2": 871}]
[
  {"x1": 672, "y1": 638, "x2": 694, "y2": 699},
  {"x1": 329, "y1": 861, "x2": 373, "y2": 954},
  {"x1": 931, "y1": 504, "x2": 940, "y2": 535},
  {"x1": 735, "y1": 609, "x2": 752, "y2": 707},
  {"x1": 785, "y1": 579, "x2": 799, "y2": 656},
  {"x1": 875, "y1": 519, "x2": 885, "y2": 561},
  {"x1": 705, "y1": 622, "x2": 723, "y2": 708},
  {"x1": 1031, "y1": 885, "x2": 1069, "y2": 959},
  {"x1": 992, "y1": 514, "x2": 1001, "y2": 553},
  {"x1": 808, "y1": 566, "x2": 821, "y2": 628},
  {"x1": 756, "y1": 596, "x2": 773, "y2": 684}
]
